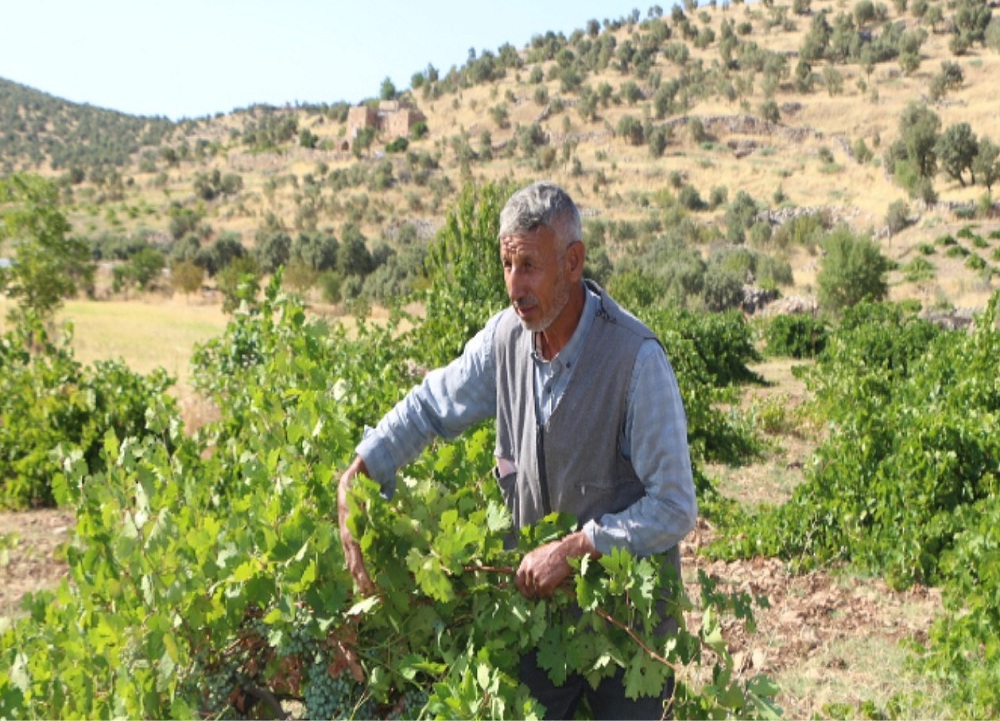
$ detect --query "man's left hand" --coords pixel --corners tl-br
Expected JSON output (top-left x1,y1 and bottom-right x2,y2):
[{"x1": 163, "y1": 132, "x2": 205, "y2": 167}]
[{"x1": 515, "y1": 530, "x2": 598, "y2": 599}]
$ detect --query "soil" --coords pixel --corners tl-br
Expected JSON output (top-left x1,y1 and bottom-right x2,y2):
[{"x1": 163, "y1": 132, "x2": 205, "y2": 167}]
[
  {"x1": 681, "y1": 518, "x2": 943, "y2": 718},
  {"x1": 0, "y1": 509, "x2": 75, "y2": 619}
]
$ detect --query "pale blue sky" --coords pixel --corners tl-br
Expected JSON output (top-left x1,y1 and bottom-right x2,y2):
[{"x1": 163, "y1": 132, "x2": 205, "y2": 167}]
[{"x1": 0, "y1": 1, "x2": 655, "y2": 120}]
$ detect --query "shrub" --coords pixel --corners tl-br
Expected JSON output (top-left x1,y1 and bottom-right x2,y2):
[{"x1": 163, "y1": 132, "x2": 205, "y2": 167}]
[
  {"x1": 817, "y1": 226, "x2": 891, "y2": 312},
  {"x1": 965, "y1": 254, "x2": 987, "y2": 270},
  {"x1": 385, "y1": 137, "x2": 409, "y2": 153},
  {"x1": 617, "y1": 115, "x2": 645, "y2": 145},
  {"x1": 886, "y1": 200, "x2": 911, "y2": 234},
  {"x1": 903, "y1": 256, "x2": 936, "y2": 282},
  {"x1": 678, "y1": 184, "x2": 705, "y2": 210},
  {"x1": 764, "y1": 313, "x2": 828, "y2": 358}
]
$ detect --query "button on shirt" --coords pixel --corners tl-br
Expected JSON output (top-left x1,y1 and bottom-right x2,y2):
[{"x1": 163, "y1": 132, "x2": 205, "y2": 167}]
[{"x1": 356, "y1": 288, "x2": 697, "y2": 557}]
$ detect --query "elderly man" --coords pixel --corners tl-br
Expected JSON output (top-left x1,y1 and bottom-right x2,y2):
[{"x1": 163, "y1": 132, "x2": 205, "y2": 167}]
[{"x1": 338, "y1": 181, "x2": 696, "y2": 718}]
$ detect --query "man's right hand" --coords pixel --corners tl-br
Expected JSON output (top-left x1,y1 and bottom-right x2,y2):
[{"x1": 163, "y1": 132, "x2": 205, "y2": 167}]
[{"x1": 338, "y1": 457, "x2": 376, "y2": 596}]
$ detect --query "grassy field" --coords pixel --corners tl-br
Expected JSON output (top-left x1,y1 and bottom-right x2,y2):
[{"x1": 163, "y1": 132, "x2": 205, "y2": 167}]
[{"x1": 0, "y1": 296, "x2": 228, "y2": 387}]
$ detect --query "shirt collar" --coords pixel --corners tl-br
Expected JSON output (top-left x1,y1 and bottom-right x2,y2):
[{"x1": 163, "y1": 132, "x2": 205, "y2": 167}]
[{"x1": 531, "y1": 285, "x2": 598, "y2": 370}]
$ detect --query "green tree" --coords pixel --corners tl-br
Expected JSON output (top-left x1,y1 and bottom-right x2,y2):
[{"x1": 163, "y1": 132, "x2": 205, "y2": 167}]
[
  {"x1": 254, "y1": 231, "x2": 292, "y2": 274},
  {"x1": 936, "y1": 122, "x2": 979, "y2": 187},
  {"x1": 415, "y1": 180, "x2": 515, "y2": 366},
  {"x1": 822, "y1": 66, "x2": 845, "y2": 96},
  {"x1": 953, "y1": 0, "x2": 992, "y2": 45},
  {"x1": 891, "y1": 102, "x2": 941, "y2": 180},
  {"x1": 291, "y1": 230, "x2": 339, "y2": 272},
  {"x1": 196, "y1": 232, "x2": 246, "y2": 277},
  {"x1": 724, "y1": 190, "x2": 760, "y2": 243},
  {"x1": 817, "y1": 226, "x2": 891, "y2": 312},
  {"x1": 0, "y1": 174, "x2": 93, "y2": 322},
  {"x1": 379, "y1": 77, "x2": 397, "y2": 100},
  {"x1": 337, "y1": 226, "x2": 374, "y2": 278},
  {"x1": 854, "y1": 0, "x2": 877, "y2": 26},
  {"x1": 972, "y1": 137, "x2": 1000, "y2": 193},
  {"x1": 352, "y1": 127, "x2": 376, "y2": 159},
  {"x1": 617, "y1": 114, "x2": 645, "y2": 145},
  {"x1": 122, "y1": 247, "x2": 166, "y2": 291}
]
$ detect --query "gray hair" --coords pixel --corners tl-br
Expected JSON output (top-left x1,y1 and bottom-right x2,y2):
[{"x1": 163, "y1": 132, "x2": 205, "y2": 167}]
[{"x1": 498, "y1": 181, "x2": 581, "y2": 249}]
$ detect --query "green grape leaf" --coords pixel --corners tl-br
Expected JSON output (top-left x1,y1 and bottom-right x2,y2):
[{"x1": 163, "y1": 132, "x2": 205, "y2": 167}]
[{"x1": 624, "y1": 648, "x2": 668, "y2": 701}]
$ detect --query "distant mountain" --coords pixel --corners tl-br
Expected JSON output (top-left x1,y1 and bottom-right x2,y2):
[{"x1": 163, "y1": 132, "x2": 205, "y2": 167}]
[{"x1": 0, "y1": 77, "x2": 176, "y2": 173}]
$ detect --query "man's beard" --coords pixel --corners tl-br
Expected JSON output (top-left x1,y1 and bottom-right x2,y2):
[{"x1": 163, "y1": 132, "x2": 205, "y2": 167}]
[{"x1": 517, "y1": 272, "x2": 570, "y2": 333}]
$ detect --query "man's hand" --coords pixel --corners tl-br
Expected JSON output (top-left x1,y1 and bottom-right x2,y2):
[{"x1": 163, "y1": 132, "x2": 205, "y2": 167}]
[
  {"x1": 338, "y1": 457, "x2": 376, "y2": 596},
  {"x1": 515, "y1": 530, "x2": 599, "y2": 599}
]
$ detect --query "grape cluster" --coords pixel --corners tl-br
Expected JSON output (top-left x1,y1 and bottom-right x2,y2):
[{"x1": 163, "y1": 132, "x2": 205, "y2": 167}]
[
  {"x1": 201, "y1": 665, "x2": 239, "y2": 719},
  {"x1": 303, "y1": 661, "x2": 362, "y2": 720},
  {"x1": 386, "y1": 688, "x2": 430, "y2": 720}
]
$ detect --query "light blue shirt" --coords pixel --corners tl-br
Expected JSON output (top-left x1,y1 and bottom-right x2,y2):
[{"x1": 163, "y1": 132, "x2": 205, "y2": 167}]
[{"x1": 357, "y1": 288, "x2": 697, "y2": 557}]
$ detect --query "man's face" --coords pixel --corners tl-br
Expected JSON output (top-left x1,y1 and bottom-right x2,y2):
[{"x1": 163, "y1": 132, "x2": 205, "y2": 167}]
[{"x1": 500, "y1": 225, "x2": 570, "y2": 333}]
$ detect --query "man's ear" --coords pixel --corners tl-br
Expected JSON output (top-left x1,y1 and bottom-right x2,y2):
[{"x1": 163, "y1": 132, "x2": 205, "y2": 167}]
[{"x1": 566, "y1": 241, "x2": 585, "y2": 280}]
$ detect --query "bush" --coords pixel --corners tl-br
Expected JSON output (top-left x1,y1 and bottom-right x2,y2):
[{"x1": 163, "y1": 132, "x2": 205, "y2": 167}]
[
  {"x1": 617, "y1": 115, "x2": 645, "y2": 145},
  {"x1": 817, "y1": 226, "x2": 891, "y2": 312},
  {"x1": 764, "y1": 313, "x2": 828, "y2": 358},
  {"x1": 385, "y1": 137, "x2": 409, "y2": 153},
  {"x1": 965, "y1": 254, "x2": 987, "y2": 271},
  {"x1": 0, "y1": 316, "x2": 176, "y2": 508},
  {"x1": 903, "y1": 256, "x2": 936, "y2": 282},
  {"x1": 702, "y1": 264, "x2": 746, "y2": 311},
  {"x1": 678, "y1": 184, "x2": 705, "y2": 210},
  {"x1": 886, "y1": 200, "x2": 911, "y2": 234}
]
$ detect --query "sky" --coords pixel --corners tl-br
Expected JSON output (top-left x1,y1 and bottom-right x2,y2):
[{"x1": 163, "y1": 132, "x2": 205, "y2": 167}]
[{"x1": 0, "y1": 0, "x2": 653, "y2": 121}]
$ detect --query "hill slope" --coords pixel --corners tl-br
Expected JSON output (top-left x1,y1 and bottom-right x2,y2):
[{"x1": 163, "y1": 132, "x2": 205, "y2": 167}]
[{"x1": 2, "y1": 0, "x2": 999, "y2": 311}]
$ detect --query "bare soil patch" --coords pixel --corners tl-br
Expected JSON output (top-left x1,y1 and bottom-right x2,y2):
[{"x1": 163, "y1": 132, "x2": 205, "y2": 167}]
[
  {"x1": 681, "y1": 520, "x2": 944, "y2": 719},
  {"x1": 0, "y1": 509, "x2": 74, "y2": 621}
]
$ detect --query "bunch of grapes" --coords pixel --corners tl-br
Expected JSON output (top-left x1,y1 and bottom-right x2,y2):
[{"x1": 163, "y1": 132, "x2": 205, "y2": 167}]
[
  {"x1": 385, "y1": 688, "x2": 430, "y2": 720},
  {"x1": 303, "y1": 660, "x2": 368, "y2": 720},
  {"x1": 201, "y1": 664, "x2": 240, "y2": 719}
]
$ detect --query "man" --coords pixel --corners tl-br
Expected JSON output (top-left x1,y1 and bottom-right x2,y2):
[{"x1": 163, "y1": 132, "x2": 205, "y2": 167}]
[{"x1": 338, "y1": 181, "x2": 696, "y2": 718}]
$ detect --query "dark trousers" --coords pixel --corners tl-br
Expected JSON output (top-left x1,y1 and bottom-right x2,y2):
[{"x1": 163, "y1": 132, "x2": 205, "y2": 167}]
[{"x1": 520, "y1": 649, "x2": 673, "y2": 720}]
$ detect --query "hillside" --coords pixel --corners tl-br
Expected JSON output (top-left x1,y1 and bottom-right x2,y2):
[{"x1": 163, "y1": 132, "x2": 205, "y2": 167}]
[{"x1": 2, "y1": 0, "x2": 999, "y2": 312}]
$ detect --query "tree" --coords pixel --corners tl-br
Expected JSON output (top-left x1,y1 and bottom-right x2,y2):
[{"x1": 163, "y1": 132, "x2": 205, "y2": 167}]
[
  {"x1": 953, "y1": 0, "x2": 992, "y2": 45},
  {"x1": 936, "y1": 122, "x2": 979, "y2": 186},
  {"x1": 816, "y1": 226, "x2": 890, "y2": 312},
  {"x1": 617, "y1": 114, "x2": 645, "y2": 145},
  {"x1": 854, "y1": 0, "x2": 876, "y2": 26},
  {"x1": 0, "y1": 173, "x2": 93, "y2": 322},
  {"x1": 291, "y1": 230, "x2": 339, "y2": 272},
  {"x1": 972, "y1": 137, "x2": 1000, "y2": 193},
  {"x1": 171, "y1": 259, "x2": 204, "y2": 297},
  {"x1": 337, "y1": 226, "x2": 374, "y2": 278},
  {"x1": 648, "y1": 126, "x2": 670, "y2": 157},
  {"x1": 254, "y1": 231, "x2": 292, "y2": 274},
  {"x1": 724, "y1": 191, "x2": 760, "y2": 243},
  {"x1": 822, "y1": 66, "x2": 845, "y2": 96},
  {"x1": 893, "y1": 102, "x2": 941, "y2": 180},
  {"x1": 123, "y1": 247, "x2": 166, "y2": 290},
  {"x1": 196, "y1": 232, "x2": 246, "y2": 276},
  {"x1": 352, "y1": 127, "x2": 375, "y2": 159},
  {"x1": 379, "y1": 77, "x2": 397, "y2": 101}
]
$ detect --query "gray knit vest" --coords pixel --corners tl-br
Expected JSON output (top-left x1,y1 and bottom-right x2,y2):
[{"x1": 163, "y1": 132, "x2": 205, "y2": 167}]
[{"x1": 493, "y1": 283, "x2": 656, "y2": 533}]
